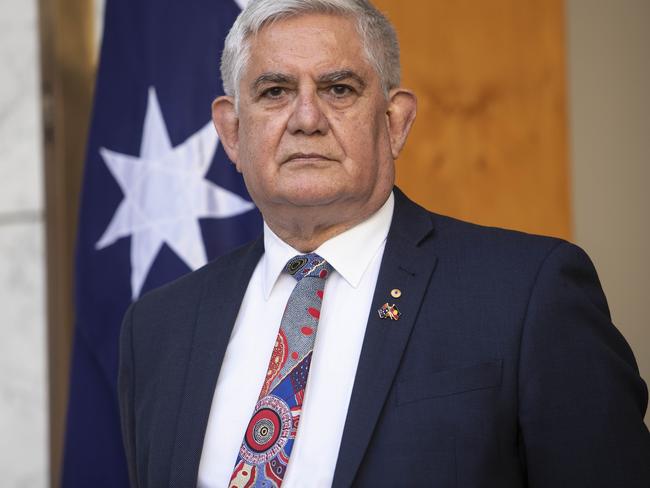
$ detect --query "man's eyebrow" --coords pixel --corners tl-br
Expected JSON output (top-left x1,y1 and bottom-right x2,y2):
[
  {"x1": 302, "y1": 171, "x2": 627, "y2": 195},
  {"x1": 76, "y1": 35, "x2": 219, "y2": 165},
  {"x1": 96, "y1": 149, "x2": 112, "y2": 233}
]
[
  {"x1": 317, "y1": 70, "x2": 366, "y2": 88},
  {"x1": 251, "y1": 73, "x2": 297, "y2": 91}
]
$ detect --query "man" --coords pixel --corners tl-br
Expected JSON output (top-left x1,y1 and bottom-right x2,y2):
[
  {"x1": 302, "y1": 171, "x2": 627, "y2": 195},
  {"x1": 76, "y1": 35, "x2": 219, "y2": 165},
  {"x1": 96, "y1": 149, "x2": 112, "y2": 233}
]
[{"x1": 118, "y1": 0, "x2": 650, "y2": 486}]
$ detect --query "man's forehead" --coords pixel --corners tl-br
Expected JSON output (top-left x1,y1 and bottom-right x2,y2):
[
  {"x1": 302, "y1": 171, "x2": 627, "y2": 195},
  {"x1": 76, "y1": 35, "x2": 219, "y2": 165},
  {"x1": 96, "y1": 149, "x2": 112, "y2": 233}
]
[
  {"x1": 251, "y1": 11, "x2": 359, "y2": 41},
  {"x1": 242, "y1": 13, "x2": 372, "y2": 82},
  {"x1": 248, "y1": 13, "x2": 363, "y2": 57}
]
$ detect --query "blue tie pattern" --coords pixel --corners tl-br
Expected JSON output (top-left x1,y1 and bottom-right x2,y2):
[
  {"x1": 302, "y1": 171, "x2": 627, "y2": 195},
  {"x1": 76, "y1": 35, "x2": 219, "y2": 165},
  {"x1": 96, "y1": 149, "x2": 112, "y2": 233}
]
[{"x1": 229, "y1": 253, "x2": 332, "y2": 487}]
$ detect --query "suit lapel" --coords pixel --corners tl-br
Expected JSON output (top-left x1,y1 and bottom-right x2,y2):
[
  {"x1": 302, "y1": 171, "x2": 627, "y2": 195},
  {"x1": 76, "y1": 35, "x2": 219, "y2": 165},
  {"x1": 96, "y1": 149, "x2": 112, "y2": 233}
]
[
  {"x1": 332, "y1": 189, "x2": 438, "y2": 487},
  {"x1": 168, "y1": 239, "x2": 264, "y2": 486}
]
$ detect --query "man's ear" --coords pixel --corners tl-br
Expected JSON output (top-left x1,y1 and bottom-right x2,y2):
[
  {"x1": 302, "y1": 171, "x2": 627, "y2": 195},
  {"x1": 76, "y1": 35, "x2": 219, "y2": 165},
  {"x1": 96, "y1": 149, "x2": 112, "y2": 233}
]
[
  {"x1": 385, "y1": 88, "x2": 417, "y2": 159},
  {"x1": 212, "y1": 96, "x2": 240, "y2": 170}
]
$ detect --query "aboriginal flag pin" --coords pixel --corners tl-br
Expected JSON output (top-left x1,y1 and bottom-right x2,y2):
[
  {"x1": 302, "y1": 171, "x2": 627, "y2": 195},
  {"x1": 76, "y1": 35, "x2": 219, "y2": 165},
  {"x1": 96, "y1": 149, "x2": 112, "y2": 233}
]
[{"x1": 378, "y1": 302, "x2": 401, "y2": 321}]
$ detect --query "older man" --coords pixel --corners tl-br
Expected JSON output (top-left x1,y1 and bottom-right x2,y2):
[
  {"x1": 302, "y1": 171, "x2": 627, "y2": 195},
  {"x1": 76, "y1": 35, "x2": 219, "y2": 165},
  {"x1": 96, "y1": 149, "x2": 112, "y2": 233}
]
[{"x1": 118, "y1": 0, "x2": 650, "y2": 487}]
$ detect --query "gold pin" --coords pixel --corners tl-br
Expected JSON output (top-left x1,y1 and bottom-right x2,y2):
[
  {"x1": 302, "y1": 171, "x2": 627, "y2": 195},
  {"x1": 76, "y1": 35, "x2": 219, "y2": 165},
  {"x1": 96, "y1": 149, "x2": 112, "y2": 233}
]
[{"x1": 390, "y1": 288, "x2": 402, "y2": 298}]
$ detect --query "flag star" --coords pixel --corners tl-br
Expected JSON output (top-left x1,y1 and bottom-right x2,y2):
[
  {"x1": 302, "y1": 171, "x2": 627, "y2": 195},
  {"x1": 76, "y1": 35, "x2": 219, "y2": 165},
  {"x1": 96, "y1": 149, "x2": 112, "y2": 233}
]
[{"x1": 96, "y1": 87, "x2": 255, "y2": 299}]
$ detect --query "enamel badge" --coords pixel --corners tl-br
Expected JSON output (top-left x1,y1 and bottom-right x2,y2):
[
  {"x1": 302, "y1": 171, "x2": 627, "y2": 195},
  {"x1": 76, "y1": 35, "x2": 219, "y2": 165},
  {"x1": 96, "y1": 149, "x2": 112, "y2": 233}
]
[{"x1": 378, "y1": 302, "x2": 401, "y2": 321}]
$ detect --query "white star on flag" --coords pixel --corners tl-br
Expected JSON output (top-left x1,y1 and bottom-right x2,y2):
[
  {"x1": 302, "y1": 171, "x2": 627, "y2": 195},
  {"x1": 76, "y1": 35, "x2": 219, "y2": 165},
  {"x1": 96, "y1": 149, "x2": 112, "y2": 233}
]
[{"x1": 96, "y1": 87, "x2": 255, "y2": 299}]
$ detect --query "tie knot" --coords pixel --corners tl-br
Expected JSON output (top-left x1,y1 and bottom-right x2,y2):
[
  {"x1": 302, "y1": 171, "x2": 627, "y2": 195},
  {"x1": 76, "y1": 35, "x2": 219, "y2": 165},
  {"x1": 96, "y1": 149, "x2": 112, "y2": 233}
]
[{"x1": 286, "y1": 253, "x2": 332, "y2": 282}]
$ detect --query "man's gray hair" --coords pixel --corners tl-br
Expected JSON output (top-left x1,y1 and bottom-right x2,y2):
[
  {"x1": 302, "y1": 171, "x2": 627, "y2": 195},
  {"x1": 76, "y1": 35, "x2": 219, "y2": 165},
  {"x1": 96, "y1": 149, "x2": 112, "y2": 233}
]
[{"x1": 221, "y1": 0, "x2": 400, "y2": 100}]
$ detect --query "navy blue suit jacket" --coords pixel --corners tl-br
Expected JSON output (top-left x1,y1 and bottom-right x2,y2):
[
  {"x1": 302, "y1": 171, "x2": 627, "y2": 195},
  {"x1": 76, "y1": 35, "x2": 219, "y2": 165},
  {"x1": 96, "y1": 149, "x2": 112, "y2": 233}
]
[{"x1": 119, "y1": 188, "x2": 650, "y2": 487}]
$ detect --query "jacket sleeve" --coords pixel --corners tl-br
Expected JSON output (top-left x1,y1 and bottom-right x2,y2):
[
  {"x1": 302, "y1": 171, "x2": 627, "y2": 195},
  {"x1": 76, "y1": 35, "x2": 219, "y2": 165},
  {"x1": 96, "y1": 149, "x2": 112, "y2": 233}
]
[
  {"x1": 118, "y1": 303, "x2": 138, "y2": 488},
  {"x1": 518, "y1": 241, "x2": 650, "y2": 486}
]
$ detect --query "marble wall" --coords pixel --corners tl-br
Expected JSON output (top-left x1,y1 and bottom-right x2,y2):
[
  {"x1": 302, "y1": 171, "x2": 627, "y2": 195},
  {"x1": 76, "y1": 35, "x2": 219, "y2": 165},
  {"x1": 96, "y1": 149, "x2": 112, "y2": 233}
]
[{"x1": 0, "y1": 0, "x2": 48, "y2": 486}]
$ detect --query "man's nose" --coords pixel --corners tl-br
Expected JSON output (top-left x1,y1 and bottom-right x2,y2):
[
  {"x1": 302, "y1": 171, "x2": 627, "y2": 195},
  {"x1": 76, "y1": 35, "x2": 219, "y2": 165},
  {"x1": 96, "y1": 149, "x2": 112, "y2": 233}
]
[{"x1": 287, "y1": 91, "x2": 329, "y2": 135}]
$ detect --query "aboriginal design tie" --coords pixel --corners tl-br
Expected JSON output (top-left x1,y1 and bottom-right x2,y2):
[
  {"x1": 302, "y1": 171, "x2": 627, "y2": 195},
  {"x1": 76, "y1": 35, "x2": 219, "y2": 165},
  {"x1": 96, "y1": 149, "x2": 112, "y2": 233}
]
[{"x1": 229, "y1": 253, "x2": 332, "y2": 488}]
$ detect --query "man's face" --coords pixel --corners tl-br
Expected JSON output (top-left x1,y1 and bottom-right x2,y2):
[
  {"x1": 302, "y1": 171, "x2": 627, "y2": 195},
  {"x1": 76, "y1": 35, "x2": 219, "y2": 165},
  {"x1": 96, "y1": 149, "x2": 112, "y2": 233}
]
[{"x1": 229, "y1": 13, "x2": 396, "y2": 225}]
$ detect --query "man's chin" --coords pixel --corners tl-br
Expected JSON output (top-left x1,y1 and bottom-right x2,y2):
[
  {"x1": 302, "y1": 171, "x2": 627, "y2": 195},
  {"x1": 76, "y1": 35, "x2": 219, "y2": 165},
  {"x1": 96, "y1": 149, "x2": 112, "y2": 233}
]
[
  {"x1": 267, "y1": 188, "x2": 355, "y2": 212},
  {"x1": 268, "y1": 178, "x2": 347, "y2": 206},
  {"x1": 282, "y1": 192, "x2": 343, "y2": 208}
]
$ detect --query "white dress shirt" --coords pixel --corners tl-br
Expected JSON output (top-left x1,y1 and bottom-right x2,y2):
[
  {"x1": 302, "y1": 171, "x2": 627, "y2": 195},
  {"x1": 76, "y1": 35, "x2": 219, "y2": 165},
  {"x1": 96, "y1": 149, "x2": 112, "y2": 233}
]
[{"x1": 197, "y1": 192, "x2": 394, "y2": 488}]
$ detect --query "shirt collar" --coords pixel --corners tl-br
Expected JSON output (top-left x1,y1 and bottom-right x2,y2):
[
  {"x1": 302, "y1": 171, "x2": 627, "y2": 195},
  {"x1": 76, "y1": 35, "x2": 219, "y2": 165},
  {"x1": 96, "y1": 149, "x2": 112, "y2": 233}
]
[{"x1": 261, "y1": 192, "x2": 395, "y2": 299}]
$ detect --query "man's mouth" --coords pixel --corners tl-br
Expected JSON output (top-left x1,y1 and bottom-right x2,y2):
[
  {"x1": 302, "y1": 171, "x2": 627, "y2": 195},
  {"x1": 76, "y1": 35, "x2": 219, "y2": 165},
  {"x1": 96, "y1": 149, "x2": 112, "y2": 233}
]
[{"x1": 284, "y1": 152, "x2": 336, "y2": 163}]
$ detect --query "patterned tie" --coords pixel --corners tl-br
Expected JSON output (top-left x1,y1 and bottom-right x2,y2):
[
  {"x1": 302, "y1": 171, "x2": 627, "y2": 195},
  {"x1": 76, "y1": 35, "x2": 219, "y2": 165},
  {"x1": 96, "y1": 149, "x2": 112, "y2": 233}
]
[{"x1": 229, "y1": 253, "x2": 333, "y2": 488}]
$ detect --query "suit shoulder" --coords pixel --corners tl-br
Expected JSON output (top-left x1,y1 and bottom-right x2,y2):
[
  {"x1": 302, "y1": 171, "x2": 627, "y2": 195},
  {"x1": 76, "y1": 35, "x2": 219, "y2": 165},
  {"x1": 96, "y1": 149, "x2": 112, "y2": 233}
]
[
  {"x1": 435, "y1": 209, "x2": 560, "y2": 247},
  {"x1": 392, "y1": 188, "x2": 582, "y2": 278},
  {"x1": 424, "y1": 211, "x2": 588, "y2": 280},
  {"x1": 394, "y1": 188, "x2": 565, "y2": 260}
]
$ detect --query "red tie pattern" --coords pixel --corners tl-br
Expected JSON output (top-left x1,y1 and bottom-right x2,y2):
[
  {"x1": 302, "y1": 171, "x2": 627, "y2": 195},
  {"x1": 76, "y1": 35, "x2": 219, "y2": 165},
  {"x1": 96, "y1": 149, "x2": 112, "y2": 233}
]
[{"x1": 229, "y1": 253, "x2": 332, "y2": 488}]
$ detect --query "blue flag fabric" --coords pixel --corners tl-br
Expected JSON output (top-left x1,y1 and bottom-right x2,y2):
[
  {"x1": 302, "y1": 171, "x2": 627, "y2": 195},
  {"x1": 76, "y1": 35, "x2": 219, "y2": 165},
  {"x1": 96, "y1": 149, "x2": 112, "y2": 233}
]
[{"x1": 62, "y1": 0, "x2": 259, "y2": 485}]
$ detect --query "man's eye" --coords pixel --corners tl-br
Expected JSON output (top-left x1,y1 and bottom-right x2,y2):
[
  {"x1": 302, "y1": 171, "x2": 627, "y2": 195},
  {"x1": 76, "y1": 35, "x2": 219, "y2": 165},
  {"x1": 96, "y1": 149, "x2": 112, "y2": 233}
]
[
  {"x1": 329, "y1": 84, "x2": 354, "y2": 97},
  {"x1": 262, "y1": 87, "x2": 286, "y2": 99}
]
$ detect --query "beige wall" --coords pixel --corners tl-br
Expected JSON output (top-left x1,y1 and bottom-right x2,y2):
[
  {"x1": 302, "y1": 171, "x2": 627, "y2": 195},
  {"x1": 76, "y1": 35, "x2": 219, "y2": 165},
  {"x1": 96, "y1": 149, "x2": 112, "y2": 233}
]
[{"x1": 567, "y1": 0, "x2": 650, "y2": 424}]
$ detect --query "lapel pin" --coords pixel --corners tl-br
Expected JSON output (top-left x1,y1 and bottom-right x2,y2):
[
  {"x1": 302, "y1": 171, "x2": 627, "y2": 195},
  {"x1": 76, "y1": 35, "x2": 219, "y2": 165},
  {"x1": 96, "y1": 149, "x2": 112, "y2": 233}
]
[
  {"x1": 390, "y1": 288, "x2": 402, "y2": 298},
  {"x1": 378, "y1": 303, "x2": 401, "y2": 321}
]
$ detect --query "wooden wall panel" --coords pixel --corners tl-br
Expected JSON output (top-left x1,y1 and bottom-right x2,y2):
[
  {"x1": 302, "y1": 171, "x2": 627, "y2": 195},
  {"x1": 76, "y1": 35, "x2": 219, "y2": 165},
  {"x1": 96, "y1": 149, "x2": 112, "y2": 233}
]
[
  {"x1": 374, "y1": 0, "x2": 571, "y2": 238},
  {"x1": 38, "y1": 0, "x2": 95, "y2": 486}
]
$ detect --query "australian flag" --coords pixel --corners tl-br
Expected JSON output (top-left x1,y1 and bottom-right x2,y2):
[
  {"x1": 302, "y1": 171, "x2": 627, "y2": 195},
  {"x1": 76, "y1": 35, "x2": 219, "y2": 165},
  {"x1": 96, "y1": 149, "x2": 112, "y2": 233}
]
[{"x1": 62, "y1": 0, "x2": 259, "y2": 485}]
